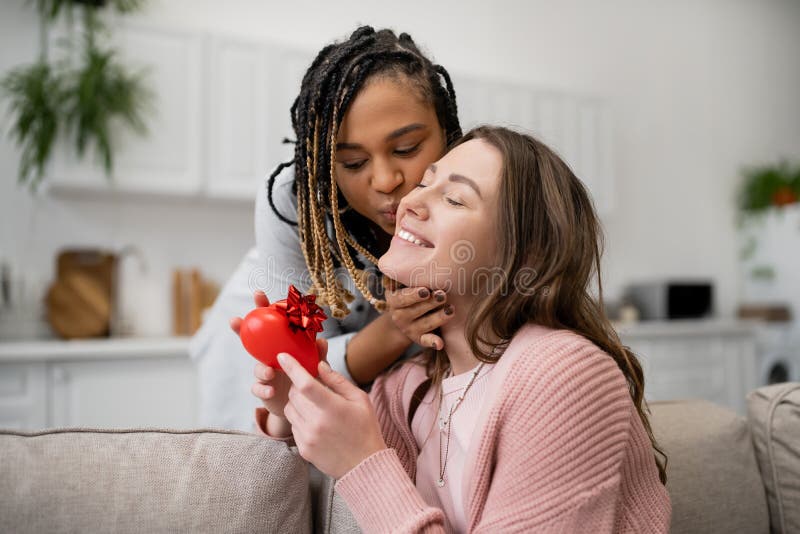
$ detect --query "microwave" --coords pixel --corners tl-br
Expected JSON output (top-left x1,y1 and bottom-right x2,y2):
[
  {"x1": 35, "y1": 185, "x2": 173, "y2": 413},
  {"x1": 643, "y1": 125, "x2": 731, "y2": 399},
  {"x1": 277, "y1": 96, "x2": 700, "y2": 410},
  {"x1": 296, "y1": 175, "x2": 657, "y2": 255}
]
[{"x1": 625, "y1": 280, "x2": 714, "y2": 320}]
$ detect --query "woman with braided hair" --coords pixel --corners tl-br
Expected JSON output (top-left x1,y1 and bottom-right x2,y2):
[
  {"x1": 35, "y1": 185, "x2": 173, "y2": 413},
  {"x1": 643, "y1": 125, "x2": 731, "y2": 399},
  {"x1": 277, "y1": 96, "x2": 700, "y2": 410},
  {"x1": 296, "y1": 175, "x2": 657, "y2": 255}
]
[{"x1": 191, "y1": 26, "x2": 462, "y2": 430}]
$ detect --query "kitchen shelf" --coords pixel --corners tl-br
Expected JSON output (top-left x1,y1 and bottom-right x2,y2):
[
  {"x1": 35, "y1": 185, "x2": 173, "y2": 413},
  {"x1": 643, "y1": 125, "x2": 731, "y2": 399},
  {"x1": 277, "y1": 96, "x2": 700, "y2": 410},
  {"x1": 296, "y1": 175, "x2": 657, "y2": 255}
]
[
  {"x1": 0, "y1": 336, "x2": 191, "y2": 362},
  {"x1": 615, "y1": 318, "x2": 762, "y2": 339}
]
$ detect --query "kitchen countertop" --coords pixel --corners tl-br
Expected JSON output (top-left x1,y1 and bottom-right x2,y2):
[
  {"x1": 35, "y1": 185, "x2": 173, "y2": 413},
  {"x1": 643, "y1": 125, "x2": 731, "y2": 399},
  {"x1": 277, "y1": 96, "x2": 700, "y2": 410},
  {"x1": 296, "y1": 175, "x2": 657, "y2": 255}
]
[
  {"x1": 0, "y1": 318, "x2": 764, "y2": 362},
  {"x1": 614, "y1": 318, "x2": 763, "y2": 338},
  {"x1": 0, "y1": 336, "x2": 192, "y2": 362}
]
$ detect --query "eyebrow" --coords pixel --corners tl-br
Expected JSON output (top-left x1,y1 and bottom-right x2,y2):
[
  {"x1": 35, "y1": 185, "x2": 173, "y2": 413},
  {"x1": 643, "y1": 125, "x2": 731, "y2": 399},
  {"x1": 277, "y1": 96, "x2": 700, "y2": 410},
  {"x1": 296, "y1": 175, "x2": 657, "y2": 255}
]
[
  {"x1": 336, "y1": 123, "x2": 426, "y2": 150},
  {"x1": 428, "y1": 163, "x2": 483, "y2": 198}
]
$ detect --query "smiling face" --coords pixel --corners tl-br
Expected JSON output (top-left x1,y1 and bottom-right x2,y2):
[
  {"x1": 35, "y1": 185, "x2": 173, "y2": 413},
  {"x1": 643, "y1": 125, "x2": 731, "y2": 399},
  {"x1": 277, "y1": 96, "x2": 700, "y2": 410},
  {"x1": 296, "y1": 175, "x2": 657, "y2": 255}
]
[
  {"x1": 377, "y1": 138, "x2": 503, "y2": 294},
  {"x1": 334, "y1": 76, "x2": 446, "y2": 237}
]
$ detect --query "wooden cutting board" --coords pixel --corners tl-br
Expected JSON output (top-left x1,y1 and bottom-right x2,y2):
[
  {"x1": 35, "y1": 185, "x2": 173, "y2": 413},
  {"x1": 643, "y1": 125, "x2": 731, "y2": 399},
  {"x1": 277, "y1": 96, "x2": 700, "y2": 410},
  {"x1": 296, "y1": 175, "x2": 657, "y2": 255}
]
[
  {"x1": 46, "y1": 250, "x2": 117, "y2": 339},
  {"x1": 46, "y1": 271, "x2": 112, "y2": 339},
  {"x1": 56, "y1": 250, "x2": 116, "y2": 289}
]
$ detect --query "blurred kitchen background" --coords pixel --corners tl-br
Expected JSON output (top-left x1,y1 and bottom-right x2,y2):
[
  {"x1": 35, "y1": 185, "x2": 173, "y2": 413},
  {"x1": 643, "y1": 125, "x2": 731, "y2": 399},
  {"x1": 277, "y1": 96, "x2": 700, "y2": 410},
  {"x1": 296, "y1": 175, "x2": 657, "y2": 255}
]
[{"x1": 1, "y1": 0, "x2": 798, "y2": 430}]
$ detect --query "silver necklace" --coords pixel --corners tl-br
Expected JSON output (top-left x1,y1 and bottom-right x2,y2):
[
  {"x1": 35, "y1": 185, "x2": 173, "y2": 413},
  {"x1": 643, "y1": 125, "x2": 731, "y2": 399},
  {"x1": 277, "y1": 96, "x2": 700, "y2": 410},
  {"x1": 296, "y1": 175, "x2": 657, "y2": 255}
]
[{"x1": 437, "y1": 361, "x2": 486, "y2": 488}]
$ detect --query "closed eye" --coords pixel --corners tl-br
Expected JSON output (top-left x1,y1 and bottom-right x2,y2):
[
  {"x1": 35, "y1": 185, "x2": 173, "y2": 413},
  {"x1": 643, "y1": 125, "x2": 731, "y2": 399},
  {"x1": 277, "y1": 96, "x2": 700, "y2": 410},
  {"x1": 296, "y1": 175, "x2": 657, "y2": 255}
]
[
  {"x1": 416, "y1": 183, "x2": 463, "y2": 206},
  {"x1": 342, "y1": 160, "x2": 367, "y2": 170},
  {"x1": 395, "y1": 143, "x2": 421, "y2": 156}
]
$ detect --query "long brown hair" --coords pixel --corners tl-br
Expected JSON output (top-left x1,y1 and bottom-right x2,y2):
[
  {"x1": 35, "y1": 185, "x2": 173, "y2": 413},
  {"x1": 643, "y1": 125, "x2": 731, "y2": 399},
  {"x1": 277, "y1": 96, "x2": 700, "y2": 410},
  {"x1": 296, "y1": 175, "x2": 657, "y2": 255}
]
[{"x1": 409, "y1": 125, "x2": 668, "y2": 485}]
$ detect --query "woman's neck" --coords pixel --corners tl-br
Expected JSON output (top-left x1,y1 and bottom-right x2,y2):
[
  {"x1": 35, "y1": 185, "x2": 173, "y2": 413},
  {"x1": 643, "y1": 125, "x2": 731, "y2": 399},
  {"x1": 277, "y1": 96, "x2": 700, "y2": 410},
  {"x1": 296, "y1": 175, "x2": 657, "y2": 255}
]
[{"x1": 439, "y1": 304, "x2": 482, "y2": 376}]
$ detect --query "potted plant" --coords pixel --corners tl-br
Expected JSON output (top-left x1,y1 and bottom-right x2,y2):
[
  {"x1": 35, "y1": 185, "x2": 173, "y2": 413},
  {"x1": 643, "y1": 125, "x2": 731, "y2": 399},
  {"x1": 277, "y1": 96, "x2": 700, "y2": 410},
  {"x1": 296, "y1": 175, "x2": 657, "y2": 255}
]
[
  {"x1": 737, "y1": 160, "x2": 800, "y2": 286},
  {"x1": 1, "y1": 0, "x2": 151, "y2": 192},
  {"x1": 738, "y1": 160, "x2": 800, "y2": 216}
]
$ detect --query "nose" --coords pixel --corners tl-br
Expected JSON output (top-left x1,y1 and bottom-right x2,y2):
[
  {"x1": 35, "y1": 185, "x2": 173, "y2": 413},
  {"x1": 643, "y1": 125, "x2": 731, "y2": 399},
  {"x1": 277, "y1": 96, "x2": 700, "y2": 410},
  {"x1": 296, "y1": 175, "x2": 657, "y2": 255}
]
[
  {"x1": 371, "y1": 159, "x2": 404, "y2": 194},
  {"x1": 399, "y1": 187, "x2": 429, "y2": 221}
]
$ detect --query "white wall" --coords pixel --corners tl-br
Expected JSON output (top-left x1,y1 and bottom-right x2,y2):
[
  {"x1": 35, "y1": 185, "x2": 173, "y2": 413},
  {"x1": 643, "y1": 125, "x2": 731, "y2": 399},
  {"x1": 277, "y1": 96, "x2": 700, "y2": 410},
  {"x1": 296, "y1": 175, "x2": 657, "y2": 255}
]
[{"x1": 2, "y1": 0, "x2": 799, "y2": 336}]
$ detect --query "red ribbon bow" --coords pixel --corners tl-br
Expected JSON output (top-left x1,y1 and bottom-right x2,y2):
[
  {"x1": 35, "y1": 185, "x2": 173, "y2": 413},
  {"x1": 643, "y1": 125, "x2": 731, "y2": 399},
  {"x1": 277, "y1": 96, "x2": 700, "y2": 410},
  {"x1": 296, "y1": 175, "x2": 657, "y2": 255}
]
[{"x1": 274, "y1": 285, "x2": 327, "y2": 339}]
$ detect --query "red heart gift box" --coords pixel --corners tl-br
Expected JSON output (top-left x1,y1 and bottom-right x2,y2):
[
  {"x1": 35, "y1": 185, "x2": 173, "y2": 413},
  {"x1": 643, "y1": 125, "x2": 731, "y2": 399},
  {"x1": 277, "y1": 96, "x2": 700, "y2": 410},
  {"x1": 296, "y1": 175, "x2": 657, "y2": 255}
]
[{"x1": 239, "y1": 285, "x2": 327, "y2": 377}]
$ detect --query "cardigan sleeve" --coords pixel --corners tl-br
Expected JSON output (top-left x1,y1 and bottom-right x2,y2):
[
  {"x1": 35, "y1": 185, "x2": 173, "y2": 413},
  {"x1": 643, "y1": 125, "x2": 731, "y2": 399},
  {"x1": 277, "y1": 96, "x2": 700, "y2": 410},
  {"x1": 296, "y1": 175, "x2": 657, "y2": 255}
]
[
  {"x1": 335, "y1": 448, "x2": 447, "y2": 533},
  {"x1": 336, "y1": 333, "x2": 669, "y2": 534},
  {"x1": 335, "y1": 334, "x2": 658, "y2": 534},
  {"x1": 468, "y1": 337, "x2": 644, "y2": 533},
  {"x1": 334, "y1": 362, "x2": 449, "y2": 533},
  {"x1": 252, "y1": 365, "x2": 447, "y2": 532},
  {"x1": 252, "y1": 406, "x2": 296, "y2": 447}
]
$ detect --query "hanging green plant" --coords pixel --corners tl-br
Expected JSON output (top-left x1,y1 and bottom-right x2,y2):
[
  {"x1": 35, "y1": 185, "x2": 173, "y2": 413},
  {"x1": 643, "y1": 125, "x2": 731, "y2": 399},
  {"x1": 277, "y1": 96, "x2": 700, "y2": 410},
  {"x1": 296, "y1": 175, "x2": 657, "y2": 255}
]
[
  {"x1": 35, "y1": 0, "x2": 146, "y2": 22},
  {"x1": 64, "y1": 8, "x2": 151, "y2": 175},
  {"x1": 1, "y1": 61, "x2": 64, "y2": 190},
  {"x1": 0, "y1": 0, "x2": 150, "y2": 192}
]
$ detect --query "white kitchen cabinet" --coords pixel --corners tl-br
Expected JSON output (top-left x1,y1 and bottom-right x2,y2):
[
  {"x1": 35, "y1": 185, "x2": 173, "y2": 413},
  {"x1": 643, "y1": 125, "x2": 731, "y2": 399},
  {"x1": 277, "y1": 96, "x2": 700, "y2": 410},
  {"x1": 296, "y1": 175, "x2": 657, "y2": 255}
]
[
  {"x1": 618, "y1": 319, "x2": 760, "y2": 415},
  {"x1": 49, "y1": 358, "x2": 195, "y2": 429},
  {"x1": 0, "y1": 363, "x2": 47, "y2": 430},
  {"x1": 452, "y1": 75, "x2": 615, "y2": 216},
  {"x1": 48, "y1": 24, "x2": 206, "y2": 196},
  {"x1": 205, "y1": 35, "x2": 311, "y2": 200},
  {"x1": 0, "y1": 337, "x2": 196, "y2": 431},
  {"x1": 205, "y1": 36, "x2": 270, "y2": 200},
  {"x1": 43, "y1": 22, "x2": 617, "y2": 213}
]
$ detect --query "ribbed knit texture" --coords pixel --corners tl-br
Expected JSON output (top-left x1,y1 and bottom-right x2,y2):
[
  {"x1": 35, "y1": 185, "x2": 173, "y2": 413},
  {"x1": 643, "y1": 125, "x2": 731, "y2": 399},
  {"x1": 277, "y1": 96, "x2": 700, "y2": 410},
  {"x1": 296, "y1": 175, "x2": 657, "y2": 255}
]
[{"x1": 333, "y1": 324, "x2": 672, "y2": 533}]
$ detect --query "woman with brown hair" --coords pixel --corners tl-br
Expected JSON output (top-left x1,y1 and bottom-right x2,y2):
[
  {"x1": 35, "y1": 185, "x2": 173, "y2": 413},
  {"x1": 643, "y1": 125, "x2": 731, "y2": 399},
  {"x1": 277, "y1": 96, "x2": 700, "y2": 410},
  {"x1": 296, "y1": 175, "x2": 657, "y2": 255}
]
[{"x1": 259, "y1": 126, "x2": 671, "y2": 532}]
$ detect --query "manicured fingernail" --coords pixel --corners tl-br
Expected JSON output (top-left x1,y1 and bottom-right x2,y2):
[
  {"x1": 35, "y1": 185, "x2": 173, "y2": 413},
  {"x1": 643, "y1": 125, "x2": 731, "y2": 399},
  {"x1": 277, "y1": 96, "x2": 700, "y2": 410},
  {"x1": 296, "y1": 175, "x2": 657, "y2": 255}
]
[
  {"x1": 435, "y1": 291, "x2": 445, "y2": 302},
  {"x1": 277, "y1": 353, "x2": 287, "y2": 365},
  {"x1": 444, "y1": 305, "x2": 454, "y2": 315},
  {"x1": 320, "y1": 360, "x2": 331, "y2": 372},
  {"x1": 418, "y1": 288, "x2": 430, "y2": 298}
]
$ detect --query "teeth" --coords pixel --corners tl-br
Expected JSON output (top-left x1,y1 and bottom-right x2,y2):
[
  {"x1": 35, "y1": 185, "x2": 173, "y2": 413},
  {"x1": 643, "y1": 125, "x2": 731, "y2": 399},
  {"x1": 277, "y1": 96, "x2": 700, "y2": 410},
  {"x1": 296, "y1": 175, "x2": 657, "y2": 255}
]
[{"x1": 398, "y1": 229, "x2": 428, "y2": 247}]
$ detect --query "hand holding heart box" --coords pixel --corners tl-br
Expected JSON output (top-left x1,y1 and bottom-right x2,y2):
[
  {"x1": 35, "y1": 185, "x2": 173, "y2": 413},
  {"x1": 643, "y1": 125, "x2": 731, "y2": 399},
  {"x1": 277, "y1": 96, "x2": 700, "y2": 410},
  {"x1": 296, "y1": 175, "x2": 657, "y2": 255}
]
[{"x1": 239, "y1": 285, "x2": 327, "y2": 377}]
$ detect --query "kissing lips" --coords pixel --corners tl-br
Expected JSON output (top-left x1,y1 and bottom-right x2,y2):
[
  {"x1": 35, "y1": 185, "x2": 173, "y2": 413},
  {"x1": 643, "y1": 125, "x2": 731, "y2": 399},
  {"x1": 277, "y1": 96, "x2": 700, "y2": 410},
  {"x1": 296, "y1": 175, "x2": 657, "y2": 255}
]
[{"x1": 379, "y1": 204, "x2": 399, "y2": 223}]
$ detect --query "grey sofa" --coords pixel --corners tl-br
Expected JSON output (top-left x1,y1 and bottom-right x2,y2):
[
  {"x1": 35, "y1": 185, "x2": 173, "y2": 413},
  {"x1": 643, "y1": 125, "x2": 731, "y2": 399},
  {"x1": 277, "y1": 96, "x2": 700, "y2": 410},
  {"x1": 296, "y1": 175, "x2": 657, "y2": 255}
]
[{"x1": 1, "y1": 382, "x2": 798, "y2": 533}]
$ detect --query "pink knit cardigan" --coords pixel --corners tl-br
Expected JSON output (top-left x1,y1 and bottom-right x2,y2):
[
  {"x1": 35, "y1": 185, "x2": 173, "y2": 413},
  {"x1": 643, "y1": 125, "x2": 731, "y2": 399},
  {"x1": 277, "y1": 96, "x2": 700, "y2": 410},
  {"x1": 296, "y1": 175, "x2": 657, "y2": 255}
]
[{"x1": 256, "y1": 323, "x2": 672, "y2": 533}]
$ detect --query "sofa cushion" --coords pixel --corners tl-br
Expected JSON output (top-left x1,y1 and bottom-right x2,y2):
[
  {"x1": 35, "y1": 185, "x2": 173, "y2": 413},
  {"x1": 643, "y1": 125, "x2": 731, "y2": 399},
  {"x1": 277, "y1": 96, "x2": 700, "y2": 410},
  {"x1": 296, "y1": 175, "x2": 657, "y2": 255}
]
[
  {"x1": 309, "y1": 463, "x2": 361, "y2": 533},
  {"x1": 0, "y1": 427, "x2": 312, "y2": 533},
  {"x1": 747, "y1": 382, "x2": 800, "y2": 534},
  {"x1": 649, "y1": 399, "x2": 769, "y2": 534}
]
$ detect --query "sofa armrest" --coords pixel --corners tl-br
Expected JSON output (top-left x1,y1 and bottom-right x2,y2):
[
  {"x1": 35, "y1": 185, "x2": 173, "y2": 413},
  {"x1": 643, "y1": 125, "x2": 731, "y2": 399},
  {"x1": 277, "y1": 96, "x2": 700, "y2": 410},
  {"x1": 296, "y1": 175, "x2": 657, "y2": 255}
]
[{"x1": 747, "y1": 382, "x2": 800, "y2": 534}]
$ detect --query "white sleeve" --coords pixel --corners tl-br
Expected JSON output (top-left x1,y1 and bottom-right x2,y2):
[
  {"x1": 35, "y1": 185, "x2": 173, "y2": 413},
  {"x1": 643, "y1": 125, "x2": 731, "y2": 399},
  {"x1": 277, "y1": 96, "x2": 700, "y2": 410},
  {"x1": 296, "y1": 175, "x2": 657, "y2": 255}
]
[
  {"x1": 189, "y1": 165, "x2": 376, "y2": 431},
  {"x1": 188, "y1": 246, "x2": 265, "y2": 430}
]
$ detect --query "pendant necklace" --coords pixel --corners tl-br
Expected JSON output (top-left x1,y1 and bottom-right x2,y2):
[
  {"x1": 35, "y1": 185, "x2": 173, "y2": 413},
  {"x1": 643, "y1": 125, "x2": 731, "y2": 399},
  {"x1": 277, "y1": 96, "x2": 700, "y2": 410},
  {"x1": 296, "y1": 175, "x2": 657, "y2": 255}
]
[{"x1": 437, "y1": 361, "x2": 486, "y2": 488}]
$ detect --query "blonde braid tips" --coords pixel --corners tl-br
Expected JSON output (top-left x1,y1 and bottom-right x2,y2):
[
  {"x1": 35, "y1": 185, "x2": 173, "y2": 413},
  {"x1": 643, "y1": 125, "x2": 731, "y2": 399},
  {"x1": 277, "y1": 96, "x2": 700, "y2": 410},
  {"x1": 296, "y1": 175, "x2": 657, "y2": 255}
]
[{"x1": 328, "y1": 99, "x2": 387, "y2": 313}]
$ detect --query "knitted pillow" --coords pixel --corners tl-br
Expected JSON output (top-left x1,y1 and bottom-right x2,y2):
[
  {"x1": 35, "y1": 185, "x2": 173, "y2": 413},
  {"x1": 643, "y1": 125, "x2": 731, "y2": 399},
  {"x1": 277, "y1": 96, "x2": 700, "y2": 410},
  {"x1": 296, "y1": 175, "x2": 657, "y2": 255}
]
[
  {"x1": 309, "y1": 463, "x2": 361, "y2": 533},
  {"x1": 0, "y1": 427, "x2": 312, "y2": 533},
  {"x1": 650, "y1": 399, "x2": 769, "y2": 534}
]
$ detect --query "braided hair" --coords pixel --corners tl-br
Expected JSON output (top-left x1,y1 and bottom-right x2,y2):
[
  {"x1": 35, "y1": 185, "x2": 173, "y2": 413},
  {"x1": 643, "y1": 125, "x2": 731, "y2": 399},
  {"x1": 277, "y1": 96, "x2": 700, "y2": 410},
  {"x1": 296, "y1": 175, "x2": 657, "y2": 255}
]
[{"x1": 266, "y1": 27, "x2": 461, "y2": 318}]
